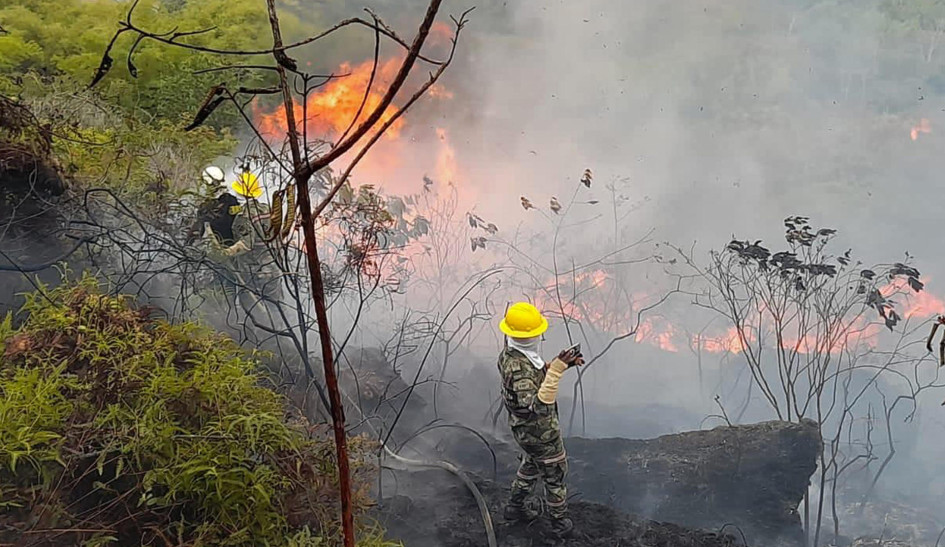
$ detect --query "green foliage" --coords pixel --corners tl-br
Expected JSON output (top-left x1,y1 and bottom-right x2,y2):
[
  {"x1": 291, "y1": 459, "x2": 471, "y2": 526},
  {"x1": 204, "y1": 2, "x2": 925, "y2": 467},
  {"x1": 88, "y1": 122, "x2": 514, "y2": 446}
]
[
  {"x1": 287, "y1": 524, "x2": 403, "y2": 547},
  {"x1": 0, "y1": 0, "x2": 289, "y2": 127},
  {"x1": 0, "y1": 0, "x2": 320, "y2": 205},
  {"x1": 0, "y1": 365, "x2": 71, "y2": 476},
  {"x1": 51, "y1": 113, "x2": 237, "y2": 203},
  {"x1": 0, "y1": 276, "x2": 387, "y2": 546}
]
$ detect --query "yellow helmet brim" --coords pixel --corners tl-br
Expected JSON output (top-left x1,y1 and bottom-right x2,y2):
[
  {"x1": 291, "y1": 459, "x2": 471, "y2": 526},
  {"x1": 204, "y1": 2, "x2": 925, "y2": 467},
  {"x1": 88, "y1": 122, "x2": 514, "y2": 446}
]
[
  {"x1": 499, "y1": 315, "x2": 548, "y2": 338},
  {"x1": 232, "y1": 173, "x2": 263, "y2": 199}
]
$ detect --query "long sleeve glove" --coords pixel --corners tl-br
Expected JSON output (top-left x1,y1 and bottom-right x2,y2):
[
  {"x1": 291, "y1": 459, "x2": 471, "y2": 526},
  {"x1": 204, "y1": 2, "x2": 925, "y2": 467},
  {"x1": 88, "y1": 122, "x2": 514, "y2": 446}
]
[
  {"x1": 202, "y1": 222, "x2": 216, "y2": 243},
  {"x1": 222, "y1": 240, "x2": 251, "y2": 257},
  {"x1": 537, "y1": 358, "x2": 568, "y2": 404}
]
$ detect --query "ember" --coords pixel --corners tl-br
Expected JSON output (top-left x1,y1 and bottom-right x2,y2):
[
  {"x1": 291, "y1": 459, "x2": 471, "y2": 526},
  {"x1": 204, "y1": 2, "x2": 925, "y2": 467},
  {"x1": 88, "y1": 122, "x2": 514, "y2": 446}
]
[{"x1": 910, "y1": 118, "x2": 931, "y2": 141}]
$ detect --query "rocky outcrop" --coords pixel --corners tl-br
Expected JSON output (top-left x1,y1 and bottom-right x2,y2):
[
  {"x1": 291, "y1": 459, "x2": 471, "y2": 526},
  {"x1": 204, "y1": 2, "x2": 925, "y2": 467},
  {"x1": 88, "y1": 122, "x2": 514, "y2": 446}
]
[
  {"x1": 437, "y1": 420, "x2": 821, "y2": 546},
  {"x1": 374, "y1": 468, "x2": 739, "y2": 547}
]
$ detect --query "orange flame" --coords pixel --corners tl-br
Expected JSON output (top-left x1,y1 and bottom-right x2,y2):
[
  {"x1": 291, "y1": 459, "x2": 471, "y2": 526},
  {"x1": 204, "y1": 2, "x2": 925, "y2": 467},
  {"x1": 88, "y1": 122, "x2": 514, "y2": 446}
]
[
  {"x1": 252, "y1": 55, "x2": 461, "y2": 198},
  {"x1": 435, "y1": 127, "x2": 457, "y2": 183},
  {"x1": 910, "y1": 118, "x2": 931, "y2": 141},
  {"x1": 635, "y1": 317, "x2": 681, "y2": 352},
  {"x1": 880, "y1": 278, "x2": 945, "y2": 318},
  {"x1": 696, "y1": 327, "x2": 749, "y2": 354},
  {"x1": 255, "y1": 58, "x2": 406, "y2": 143},
  {"x1": 537, "y1": 273, "x2": 945, "y2": 357},
  {"x1": 251, "y1": 55, "x2": 467, "y2": 286},
  {"x1": 430, "y1": 21, "x2": 454, "y2": 44}
]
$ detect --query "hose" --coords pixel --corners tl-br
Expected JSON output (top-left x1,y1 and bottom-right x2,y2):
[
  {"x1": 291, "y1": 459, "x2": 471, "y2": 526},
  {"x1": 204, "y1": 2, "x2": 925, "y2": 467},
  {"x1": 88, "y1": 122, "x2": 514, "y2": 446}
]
[
  {"x1": 381, "y1": 444, "x2": 497, "y2": 547},
  {"x1": 340, "y1": 392, "x2": 497, "y2": 547},
  {"x1": 229, "y1": 273, "x2": 497, "y2": 547}
]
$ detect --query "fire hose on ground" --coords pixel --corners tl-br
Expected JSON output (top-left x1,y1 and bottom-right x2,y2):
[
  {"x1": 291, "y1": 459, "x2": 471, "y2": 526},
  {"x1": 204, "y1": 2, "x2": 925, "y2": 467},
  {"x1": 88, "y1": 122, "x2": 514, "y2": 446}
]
[
  {"x1": 380, "y1": 444, "x2": 497, "y2": 547},
  {"x1": 341, "y1": 392, "x2": 497, "y2": 547}
]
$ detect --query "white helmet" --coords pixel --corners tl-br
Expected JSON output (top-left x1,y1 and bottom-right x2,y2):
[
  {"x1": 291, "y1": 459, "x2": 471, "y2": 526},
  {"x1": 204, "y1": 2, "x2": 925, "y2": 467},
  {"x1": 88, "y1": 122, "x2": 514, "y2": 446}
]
[{"x1": 202, "y1": 166, "x2": 226, "y2": 186}]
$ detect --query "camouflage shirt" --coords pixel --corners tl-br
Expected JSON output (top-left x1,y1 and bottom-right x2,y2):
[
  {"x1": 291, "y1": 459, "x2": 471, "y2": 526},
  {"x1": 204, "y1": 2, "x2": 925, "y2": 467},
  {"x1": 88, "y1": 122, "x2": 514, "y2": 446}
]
[{"x1": 497, "y1": 347, "x2": 563, "y2": 452}]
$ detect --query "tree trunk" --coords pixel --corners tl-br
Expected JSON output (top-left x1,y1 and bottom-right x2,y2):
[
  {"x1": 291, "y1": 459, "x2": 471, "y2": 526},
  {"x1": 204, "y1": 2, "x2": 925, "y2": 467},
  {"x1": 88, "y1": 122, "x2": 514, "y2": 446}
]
[
  {"x1": 263, "y1": 1, "x2": 355, "y2": 544},
  {"x1": 262, "y1": 2, "x2": 448, "y2": 543},
  {"x1": 299, "y1": 203, "x2": 356, "y2": 546},
  {"x1": 804, "y1": 488, "x2": 810, "y2": 547}
]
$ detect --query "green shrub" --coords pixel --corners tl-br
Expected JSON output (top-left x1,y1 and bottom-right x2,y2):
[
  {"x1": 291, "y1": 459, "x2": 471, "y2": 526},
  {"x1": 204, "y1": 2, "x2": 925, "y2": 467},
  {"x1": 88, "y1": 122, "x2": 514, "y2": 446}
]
[
  {"x1": 0, "y1": 0, "x2": 284, "y2": 127},
  {"x1": 0, "y1": 276, "x2": 393, "y2": 546}
]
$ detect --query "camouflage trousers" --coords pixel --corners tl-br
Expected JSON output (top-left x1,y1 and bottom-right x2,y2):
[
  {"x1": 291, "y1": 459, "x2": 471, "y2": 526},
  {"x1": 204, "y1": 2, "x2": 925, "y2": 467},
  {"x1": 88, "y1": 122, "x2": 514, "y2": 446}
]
[{"x1": 509, "y1": 438, "x2": 569, "y2": 520}]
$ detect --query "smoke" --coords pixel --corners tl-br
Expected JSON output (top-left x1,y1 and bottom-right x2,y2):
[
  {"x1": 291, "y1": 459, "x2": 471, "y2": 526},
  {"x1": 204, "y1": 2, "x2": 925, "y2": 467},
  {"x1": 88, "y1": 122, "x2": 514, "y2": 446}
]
[
  {"x1": 283, "y1": 0, "x2": 945, "y2": 485},
  {"x1": 9, "y1": 0, "x2": 945, "y2": 539},
  {"x1": 405, "y1": 0, "x2": 933, "y2": 263},
  {"x1": 381, "y1": 0, "x2": 945, "y2": 532}
]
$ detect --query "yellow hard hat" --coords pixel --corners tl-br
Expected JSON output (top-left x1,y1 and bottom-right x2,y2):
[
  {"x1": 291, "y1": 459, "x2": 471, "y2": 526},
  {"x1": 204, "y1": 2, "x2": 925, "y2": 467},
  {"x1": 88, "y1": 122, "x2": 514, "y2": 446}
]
[
  {"x1": 500, "y1": 302, "x2": 548, "y2": 338},
  {"x1": 232, "y1": 171, "x2": 263, "y2": 199}
]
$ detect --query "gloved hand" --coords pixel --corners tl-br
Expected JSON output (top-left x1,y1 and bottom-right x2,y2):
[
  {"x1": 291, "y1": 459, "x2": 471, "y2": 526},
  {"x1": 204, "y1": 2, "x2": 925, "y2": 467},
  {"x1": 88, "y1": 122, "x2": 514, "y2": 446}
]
[
  {"x1": 557, "y1": 347, "x2": 585, "y2": 368},
  {"x1": 222, "y1": 240, "x2": 251, "y2": 257},
  {"x1": 202, "y1": 222, "x2": 226, "y2": 261},
  {"x1": 537, "y1": 347, "x2": 583, "y2": 404}
]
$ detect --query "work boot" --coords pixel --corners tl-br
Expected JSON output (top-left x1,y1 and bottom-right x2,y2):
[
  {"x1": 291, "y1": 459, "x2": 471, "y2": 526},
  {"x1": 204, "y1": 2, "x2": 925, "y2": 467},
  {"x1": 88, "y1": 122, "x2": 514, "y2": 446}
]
[
  {"x1": 549, "y1": 516, "x2": 573, "y2": 537},
  {"x1": 503, "y1": 502, "x2": 539, "y2": 522}
]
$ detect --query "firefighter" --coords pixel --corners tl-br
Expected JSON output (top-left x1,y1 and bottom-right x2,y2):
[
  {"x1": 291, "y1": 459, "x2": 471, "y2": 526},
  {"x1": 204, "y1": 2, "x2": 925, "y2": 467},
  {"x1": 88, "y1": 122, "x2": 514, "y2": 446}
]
[
  {"x1": 193, "y1": 167, "x2": 281, "y2": 308},
  {"x1": 497, "y1": 302, "x2": 584, "y2": 537},
  {"x1": 185, "y1": 166, "x2": 239, "y2": 246}
]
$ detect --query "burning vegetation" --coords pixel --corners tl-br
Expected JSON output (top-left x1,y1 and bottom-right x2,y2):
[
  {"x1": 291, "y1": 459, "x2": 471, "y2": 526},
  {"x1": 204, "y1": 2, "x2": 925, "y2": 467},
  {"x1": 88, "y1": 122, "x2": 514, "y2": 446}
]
[
  {"x1": 3, "y1": 0, "x2": 945, "y2": 546},
  {"x1": 252, "y1": 55, "x2": 459, "y2": 195}
]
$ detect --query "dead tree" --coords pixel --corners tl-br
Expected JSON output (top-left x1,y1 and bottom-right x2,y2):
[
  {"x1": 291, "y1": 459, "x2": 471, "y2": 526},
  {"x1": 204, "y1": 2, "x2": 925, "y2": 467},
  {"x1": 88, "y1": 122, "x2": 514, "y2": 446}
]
[{"x1": 672, "y1": 216, "x2": 944, "y2": 547}]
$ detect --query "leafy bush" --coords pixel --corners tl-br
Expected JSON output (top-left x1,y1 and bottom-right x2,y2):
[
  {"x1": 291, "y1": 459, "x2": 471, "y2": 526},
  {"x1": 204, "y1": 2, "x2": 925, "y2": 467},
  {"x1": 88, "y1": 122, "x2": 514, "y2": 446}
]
[
  {"x1": 0, "y1": 276, "x2": 394, "y2": 546},
  {"x1": 0, "y1": 0, "x2": 282, "y2": 203},
  {"x1": 0, "y1": 0, "x2": 286, "y2": 127}
]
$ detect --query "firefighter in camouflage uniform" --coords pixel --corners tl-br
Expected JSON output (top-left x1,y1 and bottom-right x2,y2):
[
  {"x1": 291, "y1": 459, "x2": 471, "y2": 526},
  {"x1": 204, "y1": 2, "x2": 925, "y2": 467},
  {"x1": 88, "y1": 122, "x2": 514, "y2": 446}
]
[{"x1": 498, "y1": 302, "x2": 584, "y2": 537}]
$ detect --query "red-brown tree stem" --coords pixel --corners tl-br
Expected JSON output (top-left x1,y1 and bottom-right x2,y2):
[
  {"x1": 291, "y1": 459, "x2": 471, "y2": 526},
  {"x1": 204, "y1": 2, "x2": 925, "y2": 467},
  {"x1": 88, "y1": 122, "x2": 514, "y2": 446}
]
[
  {"x1": 300, "y1": 0, "x2": 443, "y2": 180},
  {"x1": 264, "y1": 1, "x2": 448, "y2": 545},
  {"x1": 264, "y1": 0, "x2": 356, "y2": 544}
]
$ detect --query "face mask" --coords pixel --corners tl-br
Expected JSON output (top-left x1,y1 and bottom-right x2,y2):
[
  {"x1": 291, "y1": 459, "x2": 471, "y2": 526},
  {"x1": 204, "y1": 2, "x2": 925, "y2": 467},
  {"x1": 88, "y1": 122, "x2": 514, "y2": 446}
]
[{"x1": 507, "y1": 336, "x2": 545, "y2": 369}]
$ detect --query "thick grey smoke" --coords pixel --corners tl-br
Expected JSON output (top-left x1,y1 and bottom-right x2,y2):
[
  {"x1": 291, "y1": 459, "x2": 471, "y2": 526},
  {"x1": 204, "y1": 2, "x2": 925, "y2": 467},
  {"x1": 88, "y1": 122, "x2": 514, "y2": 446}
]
[
  {"x1": 303, "y1": 0, "x2": 945, "y2": 492},
  {"x1": 413, "y1": 0, "x2": 945, "y2": 530},
  {"x1": 450, "y1": 1, "x2": 936, "y2": 253}
]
